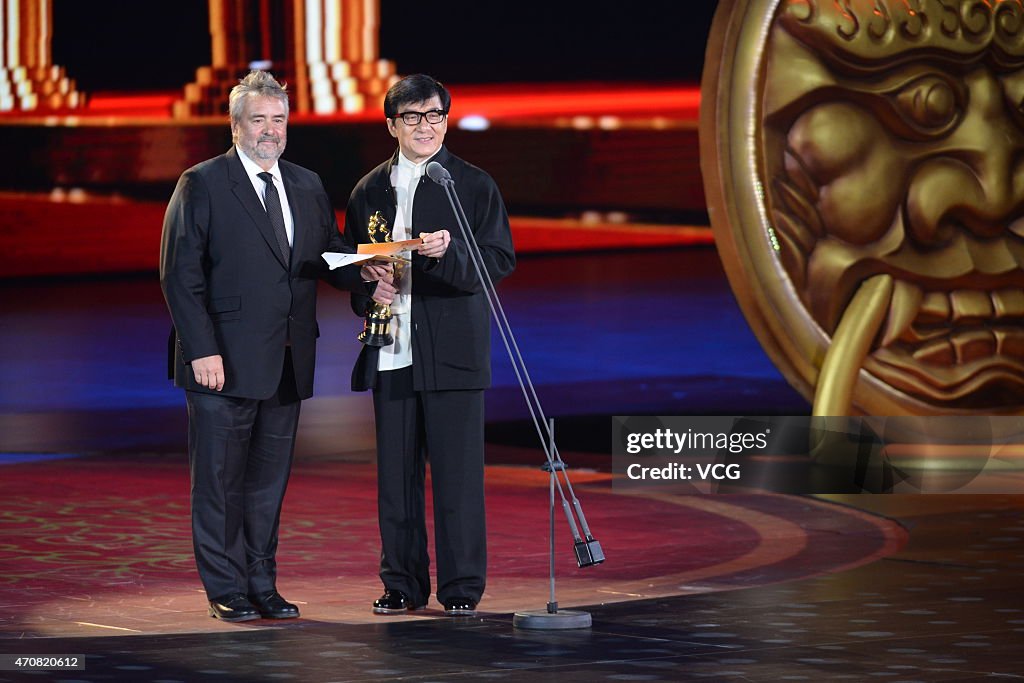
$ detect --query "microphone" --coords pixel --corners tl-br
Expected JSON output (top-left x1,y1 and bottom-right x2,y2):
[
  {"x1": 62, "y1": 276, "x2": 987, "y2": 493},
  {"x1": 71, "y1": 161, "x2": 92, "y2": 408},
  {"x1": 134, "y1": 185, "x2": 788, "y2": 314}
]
[{"x1": 426, "y1": 161, "x2": 451, "y2": 185}]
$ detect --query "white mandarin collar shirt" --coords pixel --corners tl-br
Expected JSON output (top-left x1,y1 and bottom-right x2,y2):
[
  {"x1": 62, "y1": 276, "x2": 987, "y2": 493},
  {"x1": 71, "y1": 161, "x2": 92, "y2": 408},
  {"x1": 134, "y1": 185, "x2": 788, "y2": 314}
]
[{"x1": 376, "y1": 152, "x2": 426, "y2": 370}]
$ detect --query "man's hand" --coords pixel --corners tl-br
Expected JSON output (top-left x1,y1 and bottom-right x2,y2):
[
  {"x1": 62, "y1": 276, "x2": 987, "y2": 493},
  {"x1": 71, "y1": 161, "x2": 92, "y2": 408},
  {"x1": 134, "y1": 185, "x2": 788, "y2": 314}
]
[
  {"x1": 360, "y1": 262, "x2": 393, "y2": 283},
  {"x1": 192, "y1": 354, "x2": 225, "y2": 391},
  {"x1": 418, "y1": 229, "x2": 451, "y2": 258},
  {"x1": 372, "y1": 279, "x2": 397, "y2": 305},
  {"x1": 362, "y1": 262, "x2": 397, "y2": 305}
]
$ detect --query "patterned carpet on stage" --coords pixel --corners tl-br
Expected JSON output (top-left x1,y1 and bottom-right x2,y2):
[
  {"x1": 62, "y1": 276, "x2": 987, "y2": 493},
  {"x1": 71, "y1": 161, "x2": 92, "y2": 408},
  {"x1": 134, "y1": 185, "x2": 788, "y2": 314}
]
[{"x1": 0, "y1": 454, "x2": 905, "y2": 637}]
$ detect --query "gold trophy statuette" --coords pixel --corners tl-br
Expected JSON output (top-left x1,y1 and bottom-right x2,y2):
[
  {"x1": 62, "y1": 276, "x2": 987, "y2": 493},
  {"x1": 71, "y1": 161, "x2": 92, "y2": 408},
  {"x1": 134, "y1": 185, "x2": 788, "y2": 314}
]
[{"x1": 358, "y1": 211, "x2": 402, "y2": 347}]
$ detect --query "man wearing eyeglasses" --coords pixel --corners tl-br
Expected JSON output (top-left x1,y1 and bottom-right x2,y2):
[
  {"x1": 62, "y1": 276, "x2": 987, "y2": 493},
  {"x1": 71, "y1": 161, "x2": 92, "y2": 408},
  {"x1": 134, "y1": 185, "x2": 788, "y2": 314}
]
[{"x1": 340, "y1": 74, "x2": 515, "y2": 616}]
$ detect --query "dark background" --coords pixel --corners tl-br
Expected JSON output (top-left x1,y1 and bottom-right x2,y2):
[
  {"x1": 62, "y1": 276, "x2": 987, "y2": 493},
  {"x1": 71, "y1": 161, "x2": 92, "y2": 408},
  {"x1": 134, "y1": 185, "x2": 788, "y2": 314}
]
[{"x1": 52, "y1": 1, "x2": 719, "y2": 92}]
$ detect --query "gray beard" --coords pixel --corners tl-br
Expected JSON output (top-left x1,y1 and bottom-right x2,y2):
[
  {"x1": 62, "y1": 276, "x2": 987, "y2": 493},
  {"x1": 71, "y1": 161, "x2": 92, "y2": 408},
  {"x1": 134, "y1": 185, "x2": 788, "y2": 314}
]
[{"x1": 249, "y1": 140, "x2": 285, "y2": 162}]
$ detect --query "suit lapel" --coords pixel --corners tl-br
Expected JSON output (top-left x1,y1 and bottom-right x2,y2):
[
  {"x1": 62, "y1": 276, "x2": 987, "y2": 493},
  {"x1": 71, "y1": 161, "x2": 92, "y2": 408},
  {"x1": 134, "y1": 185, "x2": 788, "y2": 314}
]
[
  {"x1": 226, "y1": 147, "x2": 290, "y2": 271},
  {"x1": 281, "y1": 164, "x2": 305, "y2": 273}
]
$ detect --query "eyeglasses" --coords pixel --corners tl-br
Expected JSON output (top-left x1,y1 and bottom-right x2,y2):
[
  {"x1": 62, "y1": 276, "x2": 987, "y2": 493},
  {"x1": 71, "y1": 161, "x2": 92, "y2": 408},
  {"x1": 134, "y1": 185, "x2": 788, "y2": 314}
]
[{"x1": 395, "y1": 109, "x2": 447, "y2": 126}]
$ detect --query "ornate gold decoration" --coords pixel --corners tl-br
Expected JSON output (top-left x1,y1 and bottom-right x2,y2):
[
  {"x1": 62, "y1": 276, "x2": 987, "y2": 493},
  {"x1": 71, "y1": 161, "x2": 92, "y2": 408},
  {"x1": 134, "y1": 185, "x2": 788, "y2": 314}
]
[{"x1": 701, "y1": 0, "x2": 1024, "y2": 416}]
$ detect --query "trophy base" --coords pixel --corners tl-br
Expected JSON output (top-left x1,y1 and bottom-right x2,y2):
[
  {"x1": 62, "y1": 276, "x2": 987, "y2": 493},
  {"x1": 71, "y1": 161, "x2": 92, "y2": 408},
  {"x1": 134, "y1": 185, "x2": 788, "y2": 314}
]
[
  {"x1": 358, "y1": 330, "x2": 394, "y2": 347},
  {"x1": 359, "y1": 298, "x2": 394, "y2": 348},
  {"x1": 358, "y1": 323, "x2": 393, "y2": 348}
]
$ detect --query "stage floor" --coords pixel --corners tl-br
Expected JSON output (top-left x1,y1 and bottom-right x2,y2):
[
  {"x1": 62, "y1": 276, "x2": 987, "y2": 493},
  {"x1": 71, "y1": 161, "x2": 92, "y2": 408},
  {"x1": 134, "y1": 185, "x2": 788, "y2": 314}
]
[
  {"x1": 0, "y1": 493, "x2": 1021, "y2": 682},
  {"x1": 2, "y1": 250, "x2": 1022, "y2": 680},
  {"x1": 0, "y1": 452, "x2": 903, "y2": 638},
  {"x1": 2, "y1": 460, "x2": 1023, "y2": 681}
]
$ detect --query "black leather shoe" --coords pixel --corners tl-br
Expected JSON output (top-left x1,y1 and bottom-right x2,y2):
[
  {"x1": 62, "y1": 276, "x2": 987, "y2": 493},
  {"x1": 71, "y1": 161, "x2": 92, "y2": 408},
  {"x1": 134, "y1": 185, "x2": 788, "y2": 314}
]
[
  {"x1": 443, "y1": 597, "x2": 477, "y2": 616},
  {"x1": 373, "y1": 589, "x2": 418, "y2": 614},
  {"x1": 249, "y1": 590, "x2": 300, "y2": 619},
  {"x1": 208, "y1": 593, "x2": 260, "y2": 622}
]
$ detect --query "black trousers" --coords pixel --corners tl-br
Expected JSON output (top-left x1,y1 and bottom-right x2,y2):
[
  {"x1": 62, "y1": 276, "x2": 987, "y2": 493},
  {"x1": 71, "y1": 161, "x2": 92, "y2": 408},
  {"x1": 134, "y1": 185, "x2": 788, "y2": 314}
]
[
  {"x1": 185, "y1": 351, "x2": 300, "y2": 600},
  {"x1": 372, "y1": 366, "x2": 487, "y2": 606}
]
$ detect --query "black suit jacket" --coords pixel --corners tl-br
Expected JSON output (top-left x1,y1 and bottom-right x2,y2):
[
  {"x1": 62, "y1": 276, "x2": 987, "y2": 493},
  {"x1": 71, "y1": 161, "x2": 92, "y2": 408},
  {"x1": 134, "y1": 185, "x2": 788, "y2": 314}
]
[
  {"x1": 160, "y1": 147, "x2": 362, "y2": 400},
  {"x1": 341, "y1": 146, "x2": 516, "y2": 392}
]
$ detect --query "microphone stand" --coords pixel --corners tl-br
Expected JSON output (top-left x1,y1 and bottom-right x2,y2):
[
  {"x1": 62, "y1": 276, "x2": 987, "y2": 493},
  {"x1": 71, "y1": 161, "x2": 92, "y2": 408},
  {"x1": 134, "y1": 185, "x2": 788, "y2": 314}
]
[{"x1": 426, "y1": 162, "x2": 602, "y2": 630}]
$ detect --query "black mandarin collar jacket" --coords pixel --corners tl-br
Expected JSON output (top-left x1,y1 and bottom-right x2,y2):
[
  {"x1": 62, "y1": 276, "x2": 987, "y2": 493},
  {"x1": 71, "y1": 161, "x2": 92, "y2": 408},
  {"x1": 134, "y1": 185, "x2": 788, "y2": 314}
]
[{"x1": 341, "y1": 146, "x2": 516, "y2": 392}]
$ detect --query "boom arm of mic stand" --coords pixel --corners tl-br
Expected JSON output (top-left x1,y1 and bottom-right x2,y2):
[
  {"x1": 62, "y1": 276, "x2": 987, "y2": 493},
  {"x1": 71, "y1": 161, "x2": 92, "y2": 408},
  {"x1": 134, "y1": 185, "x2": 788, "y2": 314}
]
[
  {"x1": 442, "y1": 180, "x2": 603, "y2": 565},
  {"x1": 435, "y1": 175, "x2": 603, "y2": 568},
  {"x1": 435, "y1": 180, "x2": 576, "y2": 532},
  {"x1": 445, "y1": 183, "x2": 603, "y2": 554}
]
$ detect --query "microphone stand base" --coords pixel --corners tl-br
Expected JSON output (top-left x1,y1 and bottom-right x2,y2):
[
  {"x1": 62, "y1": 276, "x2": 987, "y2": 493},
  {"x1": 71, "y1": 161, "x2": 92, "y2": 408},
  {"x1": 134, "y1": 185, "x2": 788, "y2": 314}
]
[{"x1": 513, "y1": 609, "x2": 592, "y2": 630}]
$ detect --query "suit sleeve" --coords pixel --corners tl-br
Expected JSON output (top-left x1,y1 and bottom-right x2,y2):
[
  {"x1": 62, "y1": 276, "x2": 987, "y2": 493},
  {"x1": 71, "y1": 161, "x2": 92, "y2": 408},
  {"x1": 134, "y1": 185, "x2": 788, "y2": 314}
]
[
  {"x1": 419, "y1": 173, "x2": 516, "y2": 293},
  {"x1": 313, "y1": 175, "x2": 366, "y2": 293},
  {"x1": 340, "y1": 189, "x2": 377, "y2": 317},
  {"x1": 159, "y1": 170, "x2": 219, "y2": 363}
]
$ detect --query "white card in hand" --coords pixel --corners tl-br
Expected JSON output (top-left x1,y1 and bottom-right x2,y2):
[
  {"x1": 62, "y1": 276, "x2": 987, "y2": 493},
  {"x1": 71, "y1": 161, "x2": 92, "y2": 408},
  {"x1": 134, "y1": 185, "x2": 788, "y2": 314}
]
[{"x1": 321, "y1": 252, "x2": 374, "y2": 270}]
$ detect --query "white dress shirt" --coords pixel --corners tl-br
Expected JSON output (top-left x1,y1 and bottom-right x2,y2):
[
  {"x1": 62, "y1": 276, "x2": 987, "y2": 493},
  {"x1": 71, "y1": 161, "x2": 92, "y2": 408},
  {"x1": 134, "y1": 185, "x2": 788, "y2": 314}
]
[{"x1": 236, "y1": 145, "x2": 294, "y2": 247}]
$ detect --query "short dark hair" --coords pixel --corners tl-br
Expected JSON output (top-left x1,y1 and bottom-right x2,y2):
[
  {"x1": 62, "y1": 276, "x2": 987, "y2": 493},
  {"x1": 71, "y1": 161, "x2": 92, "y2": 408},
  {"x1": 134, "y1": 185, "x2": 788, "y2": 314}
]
[
  {"x1": 384, "y1": 74, "x2": 451, "y2": 119},
  {"x1": 229, "y1": 70, "x2": 289, "y2": 127}
]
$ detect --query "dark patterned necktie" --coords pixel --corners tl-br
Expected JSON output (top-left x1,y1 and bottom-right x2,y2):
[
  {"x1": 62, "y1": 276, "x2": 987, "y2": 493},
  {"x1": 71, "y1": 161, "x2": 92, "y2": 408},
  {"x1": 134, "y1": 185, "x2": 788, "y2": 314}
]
[{"x1": 258, "y1": 172, "x2": 291, "y2": 263}]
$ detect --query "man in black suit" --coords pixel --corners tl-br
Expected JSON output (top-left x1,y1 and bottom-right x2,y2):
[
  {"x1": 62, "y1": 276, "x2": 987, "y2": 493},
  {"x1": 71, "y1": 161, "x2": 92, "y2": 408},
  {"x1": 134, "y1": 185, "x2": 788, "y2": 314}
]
[
  {"x1": 342, "y1": 74, "x2": 516, "y2": 616},
  {"x1": 160, "y1": 70, "x2": 395, "y2": 622}
]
